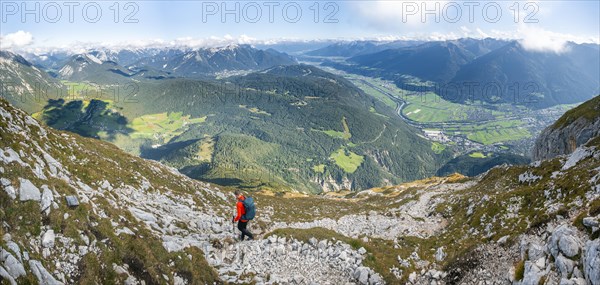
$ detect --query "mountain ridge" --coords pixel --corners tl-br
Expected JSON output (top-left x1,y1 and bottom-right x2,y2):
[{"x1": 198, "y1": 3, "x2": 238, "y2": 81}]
[{"x1": 329, "y1": 39, "x2": 599, "y2": 109}]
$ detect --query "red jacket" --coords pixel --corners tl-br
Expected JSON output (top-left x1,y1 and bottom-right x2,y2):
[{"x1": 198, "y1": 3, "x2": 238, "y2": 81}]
[{"x1": 234, "y1": 195, "x2": 248, "y2": 222}]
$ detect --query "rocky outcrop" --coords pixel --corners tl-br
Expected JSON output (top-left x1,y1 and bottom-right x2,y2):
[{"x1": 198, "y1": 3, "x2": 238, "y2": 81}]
[
  {"x1": 207, "y1": 235, "x2": 383, "y2": 284},
  {"x1": 584, "y1": 239, "x2": 600, "y2": 285},
  {"x1": 313, "y1": 175, "x2": 354, "y2": 192},
  {"x1": 533, "y1": 96, "x2": 600, "y2": 160}
]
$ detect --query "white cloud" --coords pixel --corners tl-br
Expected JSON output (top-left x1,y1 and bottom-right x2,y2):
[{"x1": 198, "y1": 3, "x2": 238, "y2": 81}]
[
  {"x1": 0, "y1": 31, "x2": 34, "y2": 49},
  {"x1": 12, "y1": 28, "x2": 599, "y2": 55},
  {"x1": 18, "y1": 35, "x2": 267, "y2": 54},
  {"x1": 481, "y1": 25, "x2": 599, "y2": 53},
  {"x1": 475, "y1": 28, "x2": 489, "y2": 38},
  {"x1": 460, "y1": 26, "x2": 471, "y2": 37},
  {"x1": 516, "y1": 25, "x2": 570, "y2": 53}
]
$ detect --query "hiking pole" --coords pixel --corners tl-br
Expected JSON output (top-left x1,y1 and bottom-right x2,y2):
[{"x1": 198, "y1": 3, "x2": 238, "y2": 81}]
[{"x1": 232, "y1": 212, "x2": 236, "y2": 237}]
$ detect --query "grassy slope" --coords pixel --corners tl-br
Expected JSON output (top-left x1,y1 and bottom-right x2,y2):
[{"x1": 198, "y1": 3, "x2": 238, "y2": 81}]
[
  {"x1": 258, "y1": 137, "x2": 600, "y2": 283},
  {"x1": 0, "y1": 98, "x2": 225, "y2": 284},
  {"x1": 552, "y1": 95, "x2": 600, "y2": 129}
]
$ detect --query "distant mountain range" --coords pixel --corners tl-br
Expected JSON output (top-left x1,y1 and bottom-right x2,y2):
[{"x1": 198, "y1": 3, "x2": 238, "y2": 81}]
[
  {"x1": 319, "y1": 38, "x2": 600, "y2": 108},
  {"x1": 449, "y1": 42, "x2": 600, "y2": 107},
  {"x1": 129, "y1": 45, "x2": 296, "y2": 77},
  {"x1": 58, "y1": 53, "x2": 137, "y2": 83},
  {"x1": 306, "y1": 40, "x2": 424, "y2": 57},
  {"x1": 28, "y1": 45, "x2": 297, "y2": 80},
  {"x1": 1, "y1": 49, "x2": 451, "y2": 192},
  {"x1": 0, "y1": 51, "x2": 64, "y2": 113},
  {"x1": 350, "y1": 40, "x2": 478, "y2": 82}
]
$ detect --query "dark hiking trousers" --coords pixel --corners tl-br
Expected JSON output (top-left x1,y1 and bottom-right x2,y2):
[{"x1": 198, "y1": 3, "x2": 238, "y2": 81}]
[{"x1": 237, "y1": 221, "x2": 254, "y2": 241}]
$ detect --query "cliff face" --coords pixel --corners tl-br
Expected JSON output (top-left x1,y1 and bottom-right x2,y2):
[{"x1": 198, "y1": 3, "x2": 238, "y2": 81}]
[{"x1": 533, "y1": 96, "x2": 600, "y2": 161}]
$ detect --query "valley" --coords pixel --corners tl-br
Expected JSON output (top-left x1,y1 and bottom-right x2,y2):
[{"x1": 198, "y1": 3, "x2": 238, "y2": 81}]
[
  {"x1": 2, "y1": 49, "x2": 452, "y2": 193},
  {"x1": 312, "y1": 62, "x2": 577, "y2": 158},
  {"x1": 2, "y1": 38, "x2": 597, "y2": 193}
]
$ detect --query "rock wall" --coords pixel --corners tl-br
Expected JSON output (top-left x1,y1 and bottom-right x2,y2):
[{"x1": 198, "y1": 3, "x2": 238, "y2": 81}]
[{"x1": 533, "y1": 97, "x2": 600, "y2": 161}]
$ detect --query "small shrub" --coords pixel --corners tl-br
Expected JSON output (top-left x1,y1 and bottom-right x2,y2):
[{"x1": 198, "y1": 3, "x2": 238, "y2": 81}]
[
  {"x1": 514, "y1": 260, "x2": 525, "y2": 281},
  {"x1": 589, "y1": 199, "x2": 600, "y2": 216},
  {"x1": 573, "y1": 212, "x2": 587, "y2": 231}
]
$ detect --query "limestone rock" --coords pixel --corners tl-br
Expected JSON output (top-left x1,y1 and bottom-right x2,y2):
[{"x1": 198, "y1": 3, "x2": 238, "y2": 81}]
[
  {"x1": 584, "y1": 239, "x2": 600, "y2": 285},
  {"x1": 42, "y1": 230, "x2": 55, "y2": 248},
  {"x1": 583, "y1": 217, "x2": 599, "y2": 228},
  {"x1": 18, "y1": 178, "x2": 41, "y2": 201},
  {"x1": 29, "y1": 260, "x2": 63, "y2": 285},
  {"x1": 532, "y1": 104, "x2": 600, "y2": 161},
  {"x1": 556, "y1": 254, "x2": 575, "y2": 278},
  {"x1": 0, "y1": 249, "x2": 26, "y2": 279},
  {"x1": 40, "y1": 185, "x2": 54, "y2": 214},
  {"x1": 549, "y1": 225, "x2": 581, "y2": 258}
]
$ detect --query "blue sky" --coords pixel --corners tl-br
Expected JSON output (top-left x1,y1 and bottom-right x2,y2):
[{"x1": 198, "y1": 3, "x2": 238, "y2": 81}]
[{"x1": 1, "y1": 1, "x2": 599, "y2": 51}]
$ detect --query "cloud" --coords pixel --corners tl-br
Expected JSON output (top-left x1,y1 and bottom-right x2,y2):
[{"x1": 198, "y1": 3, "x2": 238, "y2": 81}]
[
  {"x1": 475, "y1": 28, "x2": 489, "y2": 38},
  {"x1": 0, "y1": 31, "x2": 34, "y2": 49},
  {"x1": 516, "y1": 25, "x2": 570, "y2": 53},
  {"x1": 20, "y1": 35, "x2": 266, "y2": 54}
]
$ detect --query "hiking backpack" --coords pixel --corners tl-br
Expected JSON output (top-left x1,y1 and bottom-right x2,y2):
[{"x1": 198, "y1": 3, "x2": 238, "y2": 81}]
[{"x1": 241, "y1": 197, "x2": 256, "y2": 220}]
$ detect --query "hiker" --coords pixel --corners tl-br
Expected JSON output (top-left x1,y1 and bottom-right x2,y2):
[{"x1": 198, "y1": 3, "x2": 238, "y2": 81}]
[{"x1": 232, "y1": 190, "x2": 255, "y2": 241}]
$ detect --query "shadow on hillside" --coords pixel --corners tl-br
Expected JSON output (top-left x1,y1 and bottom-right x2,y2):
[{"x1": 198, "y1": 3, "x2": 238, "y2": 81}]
[
  {"x1": 139, "y1": 139, "x2": 200, "y2": 161},
  {"x1": 40, "y1": 99, "x2": 133, "y2": 140}
]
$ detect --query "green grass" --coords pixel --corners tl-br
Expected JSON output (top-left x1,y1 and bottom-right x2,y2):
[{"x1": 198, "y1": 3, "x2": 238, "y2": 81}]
[
  {"x1": 341, "y1": 117, "x2": 352, "y2": 140},
  {"x1": 552, "y1": 96, "x2": 599, "y2": 129},
  {"x1": 196, "y1": 136, "x2": 215, "y2": 163},
  {"x1": 61, "y1": 81, "x2": 103, "y2": 99},
  {"x1": 351, "y1": 80, "x2": 397, "y2": 109},
  {"x1": 377, "y1": 84, "x2": 537, "y2": 144},
  {"x1": 467, "y1": 127, "x2": 531, "y2": 145},
  {"x1": 441, "y1": 120, "x2": 532, "y2": 145},
  {"x1": 322, "y1": 130, "x2": 347, "y2": 139},
  {"x1": 590, "y1": 199, "x2": 600, "y2": 216},
  {"x1": 313, "y1": 164, "x2": 326, "y2": 173},
  {"x1": 129, "y1": 112, "x2": 206, "y2": 143},
  {"x1": 514, "y1": 260, "x2": 525, "y2": 281},
  {"x1": 239, "y1": 105, "x2": 271, "y2": 116},
  {"x1": 318, "y1": 116, "x2": 352, "y2": 140},
  {"x1": 401, "y1": 92, "x2": 469, "y2": 123},
  {"x1": 468, "y1": 152, "x2": 489, "y2": 158},
  {"x1": 431, "y1": 142, "x2": 446, "y2": 154},
  {"x1": 330, "y1": 147, "x2": 364, "y2": 173}
]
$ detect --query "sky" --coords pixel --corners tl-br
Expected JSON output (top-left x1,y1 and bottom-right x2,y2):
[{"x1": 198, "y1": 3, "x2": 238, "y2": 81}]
[{"x1": 1, "y1": 0, "x2": 599, "y2": 52}]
